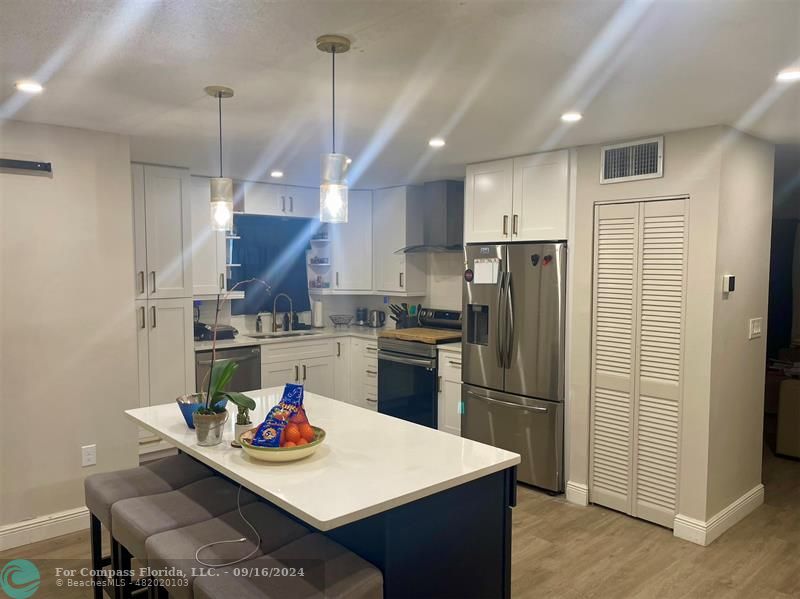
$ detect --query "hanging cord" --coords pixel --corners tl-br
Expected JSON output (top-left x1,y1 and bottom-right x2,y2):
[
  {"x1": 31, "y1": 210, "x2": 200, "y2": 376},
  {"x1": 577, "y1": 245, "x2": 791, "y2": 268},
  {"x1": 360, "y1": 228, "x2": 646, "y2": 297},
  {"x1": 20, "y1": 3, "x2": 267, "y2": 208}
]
[
  {"x1": 194, "y1": 485, "x2": 262, "y2": 568},
  {"x1": 218, "y1": 92, "x2": 223, "y2": 177},
  {"x1": 331, "y1": 49, "x2": 336, "y2": 154}
]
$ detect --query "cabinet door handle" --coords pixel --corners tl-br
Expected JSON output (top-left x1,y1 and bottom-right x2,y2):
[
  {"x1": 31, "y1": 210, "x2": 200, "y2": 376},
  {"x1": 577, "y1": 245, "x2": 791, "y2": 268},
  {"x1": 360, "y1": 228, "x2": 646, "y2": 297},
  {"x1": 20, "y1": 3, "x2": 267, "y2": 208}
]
[
  {"x1": 366, "y1": 346, "x2": 377, "y2": 352},
  {"x1": 139, "y1": 306, "x2": 146, "y2": 329},
  {"x1": 337, "y1": 342, "x2": 341, "y2": 357},
  {"x1": 399, "y1": 272, "x2": 404, "y2": 288},
  {"x1": 366, "y1": 396, "x2": 377, "y2": 403},
  {"x1": 503, "y1": 215, "x2": 508, "y2": 236},
  {"x1": 366, "y1": 369, "x2": 377, "y2": 376},
  {"x1": 437, "y1": 375, "x2": 442, "y2": 393},
  {"x1": 138, "y1": 271, "x2": 145, "y2": 294},
  {"x1": 219, "y1": 273, "x2": 225, "y2": 290},
  {"x1": 294, "y1": 365, "x2": 299, "y2": 382},
  {"x1": 150, "y1": 305, "x2": 156, "y2": 328},
  {"x1": 289, "y1": 196, "x2": 294, "y2": 212},
  {"x1": 281, "y1": 196, "x2": 286, "y2": 212},
  {"x1": 302, "y1": 364, "x2": 307, "y2": 380},
  {"x1": 513, "y1": 214, "x2": 519, "y2": 236},
  {"x1": 150, "y1": 271, "x2": 157, "y2": 293},
  {"x1": 335, "y1": 272, "x2": 340, "y2": 287},
  {"x1": 449, "y1": 360, "x2": 462, "y2": 367}
]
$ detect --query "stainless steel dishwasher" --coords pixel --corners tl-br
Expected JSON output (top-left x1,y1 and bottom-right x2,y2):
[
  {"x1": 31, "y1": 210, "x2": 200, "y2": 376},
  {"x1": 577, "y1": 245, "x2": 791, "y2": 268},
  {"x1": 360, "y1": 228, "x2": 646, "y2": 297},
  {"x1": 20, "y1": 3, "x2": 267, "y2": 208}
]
[{"x1": 195, "y1": 346, "x2": 261, "y2": 393}]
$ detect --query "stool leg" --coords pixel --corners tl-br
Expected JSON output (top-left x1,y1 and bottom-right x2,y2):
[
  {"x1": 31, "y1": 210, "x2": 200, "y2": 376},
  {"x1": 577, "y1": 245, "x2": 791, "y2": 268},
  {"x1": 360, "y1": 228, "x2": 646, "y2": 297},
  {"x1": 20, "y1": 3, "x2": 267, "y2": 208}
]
[
  {"x1": 89, "y1": 513, "x2": 104, "y2": 599},
  {"x1": 114, "y1": 539, "x2": 133, "y2": 599}
]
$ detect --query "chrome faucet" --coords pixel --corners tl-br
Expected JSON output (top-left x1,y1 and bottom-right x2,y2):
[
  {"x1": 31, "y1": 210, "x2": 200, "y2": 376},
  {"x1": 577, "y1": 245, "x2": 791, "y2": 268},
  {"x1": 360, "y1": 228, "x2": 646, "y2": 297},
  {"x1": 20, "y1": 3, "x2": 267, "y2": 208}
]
[{"x1": 272, "y1": 293, "x2": 293, "y2": 332}]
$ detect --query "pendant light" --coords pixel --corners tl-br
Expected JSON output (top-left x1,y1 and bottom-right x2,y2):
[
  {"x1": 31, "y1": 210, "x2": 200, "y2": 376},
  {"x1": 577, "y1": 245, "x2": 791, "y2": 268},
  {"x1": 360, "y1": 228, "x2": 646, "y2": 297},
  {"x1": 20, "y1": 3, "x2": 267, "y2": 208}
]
[
  {"x1": 317, "y1": 35, "x2": 351, "y2": 223},
  {"x1": 205, "y1": 85, "x2": 234, "y2": 231}
]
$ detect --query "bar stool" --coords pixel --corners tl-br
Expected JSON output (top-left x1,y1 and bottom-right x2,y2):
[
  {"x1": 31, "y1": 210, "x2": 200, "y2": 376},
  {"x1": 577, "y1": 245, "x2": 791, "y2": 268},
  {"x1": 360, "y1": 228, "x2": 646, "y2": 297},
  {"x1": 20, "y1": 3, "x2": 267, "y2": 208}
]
[
  {"x1": 111, "y1": 477, "x2": 258, "y2": 598},
  {"x1": 193, "y1": 533, "x2": 384, "y2": 599},
  {"x1": 144, "y1": 502, "x2": 309, "y2": 599},
  {"x1": 84, "y1": 454, "x2": 213, "y2": 598}
]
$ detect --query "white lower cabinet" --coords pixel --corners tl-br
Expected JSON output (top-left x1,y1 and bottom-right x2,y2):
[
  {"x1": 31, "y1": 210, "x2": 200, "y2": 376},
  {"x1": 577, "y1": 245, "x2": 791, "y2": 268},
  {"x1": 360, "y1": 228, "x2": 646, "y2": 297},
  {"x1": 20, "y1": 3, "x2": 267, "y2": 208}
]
[
  {"x1": 438, "y1": 350, "x2": 462, "y2": 436},
  {"x1": 351, "y1": 338, "x2": 379, "y2": 411},
  {"x1": 136, "y1": 298, "x2": 195, "y2": 446},
  {"x1": 333, "y1": 338, "x2": 352, "y2": 403},
  {"x1": 260, "y1": 339, "x2": 335, "y2": 396}
]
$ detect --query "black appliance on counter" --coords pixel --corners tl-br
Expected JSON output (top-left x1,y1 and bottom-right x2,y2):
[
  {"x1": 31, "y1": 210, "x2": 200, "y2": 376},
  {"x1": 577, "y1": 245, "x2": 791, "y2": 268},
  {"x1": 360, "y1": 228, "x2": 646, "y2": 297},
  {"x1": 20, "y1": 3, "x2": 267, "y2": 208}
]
[{"x1": 377, "y1": 308, "x2": 462, "y2": 428}]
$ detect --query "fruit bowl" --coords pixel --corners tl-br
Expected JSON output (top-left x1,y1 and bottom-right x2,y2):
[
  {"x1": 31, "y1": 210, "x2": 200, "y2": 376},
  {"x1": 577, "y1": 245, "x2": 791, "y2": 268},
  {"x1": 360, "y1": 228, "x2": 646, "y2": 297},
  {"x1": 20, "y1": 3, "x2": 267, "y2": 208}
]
[{"x1": 238, "y1": 426, "x2": 326, "y2": 462}]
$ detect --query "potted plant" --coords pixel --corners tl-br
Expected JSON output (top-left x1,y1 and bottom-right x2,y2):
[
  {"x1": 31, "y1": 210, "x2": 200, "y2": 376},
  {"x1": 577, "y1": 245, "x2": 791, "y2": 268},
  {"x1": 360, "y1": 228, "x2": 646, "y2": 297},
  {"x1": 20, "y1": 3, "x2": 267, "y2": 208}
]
[
  {"x1": 232, "y1": 398, "x2": 256, "y2": 448},
  {"x1": 193, "y1": 359, "x2": 256, "y2": 446},
  {"x1": 191, "y1": 277, "x2": 269, "y2": 446}
]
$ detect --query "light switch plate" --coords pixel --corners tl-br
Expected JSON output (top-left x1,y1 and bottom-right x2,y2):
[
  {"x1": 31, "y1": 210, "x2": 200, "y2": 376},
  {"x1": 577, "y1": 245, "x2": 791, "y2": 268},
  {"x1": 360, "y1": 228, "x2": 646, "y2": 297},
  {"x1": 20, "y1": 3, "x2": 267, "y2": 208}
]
[
  {"x1": 81, "y1": 444, "x2": 97, "y2": 467},
  {"x1": 748, "y1": 317, "x2": 763, "y2": 340}
]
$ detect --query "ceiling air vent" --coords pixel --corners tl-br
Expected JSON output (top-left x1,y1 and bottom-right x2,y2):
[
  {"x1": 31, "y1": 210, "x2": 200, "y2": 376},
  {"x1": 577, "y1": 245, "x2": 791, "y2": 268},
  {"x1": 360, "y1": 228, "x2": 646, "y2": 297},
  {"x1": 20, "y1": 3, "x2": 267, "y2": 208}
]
[{"x1": 600, "y1": 136, "x2": 663, "y2": 184}]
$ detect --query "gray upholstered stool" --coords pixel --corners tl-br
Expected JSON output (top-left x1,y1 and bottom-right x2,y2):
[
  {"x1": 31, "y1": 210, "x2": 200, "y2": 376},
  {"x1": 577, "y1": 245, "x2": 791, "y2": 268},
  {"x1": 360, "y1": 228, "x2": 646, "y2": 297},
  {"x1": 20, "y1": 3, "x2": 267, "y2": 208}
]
[
  {"x1": 193, "y1": 533, "x2": 383, "y2": 599},
  {"x1": 111, "y1": 476, "x2": 258, "y2": 561},
  {"x1": 145, "y1": 502, "x2": 309, "y2": 599},
  {"x1": 83, "y1": 454, "x2": 213, "y2": 599}
]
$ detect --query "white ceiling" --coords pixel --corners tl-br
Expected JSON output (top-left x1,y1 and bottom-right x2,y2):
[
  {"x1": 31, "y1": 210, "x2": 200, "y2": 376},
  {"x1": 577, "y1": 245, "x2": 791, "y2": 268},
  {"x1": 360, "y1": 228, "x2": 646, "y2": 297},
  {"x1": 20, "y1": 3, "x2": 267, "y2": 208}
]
[{"x1": 1, "y1": 0, "x2": 799, "y2": 188}]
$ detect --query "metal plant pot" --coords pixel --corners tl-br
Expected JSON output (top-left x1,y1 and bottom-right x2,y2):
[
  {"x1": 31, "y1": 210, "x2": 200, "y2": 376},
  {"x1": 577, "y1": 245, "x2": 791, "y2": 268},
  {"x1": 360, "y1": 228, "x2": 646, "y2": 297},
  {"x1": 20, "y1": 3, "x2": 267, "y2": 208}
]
[{"x1": 192, "y1": 410, "x2": 229, "y2": 446}]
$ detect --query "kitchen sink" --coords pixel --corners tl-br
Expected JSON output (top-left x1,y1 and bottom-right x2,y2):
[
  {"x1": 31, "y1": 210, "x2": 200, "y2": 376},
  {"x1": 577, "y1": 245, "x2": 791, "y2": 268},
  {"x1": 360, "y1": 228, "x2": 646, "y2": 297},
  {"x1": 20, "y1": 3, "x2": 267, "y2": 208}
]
[{"x1": 245, "y1": 330, "x2": 322, "y2": 339}]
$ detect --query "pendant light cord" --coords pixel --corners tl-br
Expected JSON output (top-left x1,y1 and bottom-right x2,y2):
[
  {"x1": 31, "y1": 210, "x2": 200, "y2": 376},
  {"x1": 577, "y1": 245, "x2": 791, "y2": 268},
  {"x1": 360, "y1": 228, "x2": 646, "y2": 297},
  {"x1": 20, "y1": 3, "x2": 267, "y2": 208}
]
[
  {"x1": 218, "y1": 93, "x2": 223, "y2": 177},
  {"x1": 331, "y1": 49, "x2": 336, "y2": 154}
]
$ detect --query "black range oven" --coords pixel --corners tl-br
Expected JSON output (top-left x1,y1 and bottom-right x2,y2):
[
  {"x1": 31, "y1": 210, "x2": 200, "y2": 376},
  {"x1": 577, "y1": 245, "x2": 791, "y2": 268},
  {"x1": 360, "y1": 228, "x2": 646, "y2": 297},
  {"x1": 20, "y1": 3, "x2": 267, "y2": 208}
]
[{"x1": 377, "y1": 338, "x2": 439, "y2": 428}]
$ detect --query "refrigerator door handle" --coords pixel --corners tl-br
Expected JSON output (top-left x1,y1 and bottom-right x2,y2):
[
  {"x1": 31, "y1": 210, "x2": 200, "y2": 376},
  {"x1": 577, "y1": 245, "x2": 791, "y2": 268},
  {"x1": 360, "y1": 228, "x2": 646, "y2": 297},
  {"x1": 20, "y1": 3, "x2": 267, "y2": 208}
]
[
  {"x1": 496, "y1": 272, "x2": 506, "y2": 368},
  {"x1": 464, "y1": 388, "x2": 548, "y2": 412},
  {"x1": 505, "y1": 271, "x2": 514, "y2": 368}
]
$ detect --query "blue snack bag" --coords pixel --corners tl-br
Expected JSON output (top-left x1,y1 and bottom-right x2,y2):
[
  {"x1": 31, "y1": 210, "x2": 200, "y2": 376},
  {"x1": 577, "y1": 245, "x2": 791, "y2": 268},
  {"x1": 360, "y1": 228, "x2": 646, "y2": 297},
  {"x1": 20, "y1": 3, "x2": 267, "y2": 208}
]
[{"x1": 250, "y1": 384, "x2": 305, "y2": 447}]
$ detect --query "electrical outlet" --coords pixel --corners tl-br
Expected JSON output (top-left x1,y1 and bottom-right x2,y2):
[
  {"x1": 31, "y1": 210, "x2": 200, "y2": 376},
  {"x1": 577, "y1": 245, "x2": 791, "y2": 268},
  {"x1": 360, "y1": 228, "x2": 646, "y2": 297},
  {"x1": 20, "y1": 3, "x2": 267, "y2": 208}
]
[
  {"x1": 748, "y1": 317, "x2": 763, "y2": 340},
  {"x1": 81, "y1": 444, "x2": 97, "y2": 467}
]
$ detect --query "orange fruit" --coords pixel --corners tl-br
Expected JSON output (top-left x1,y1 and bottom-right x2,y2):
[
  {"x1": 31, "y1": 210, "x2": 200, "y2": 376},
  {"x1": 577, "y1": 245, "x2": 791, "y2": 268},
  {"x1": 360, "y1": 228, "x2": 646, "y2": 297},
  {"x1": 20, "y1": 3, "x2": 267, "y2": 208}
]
[
  {"x1": 297, "y1": 437, "x2": 309, "y2": 446},
  {"x1": 283, "y1": 441, "x2": 296, "y2": 448},
  {"x1": 284, "y1": 423, "x2": 301, "y2": 444},
  {"x1": 298, "y1": 423, "x2": 315, "y2": 442}
]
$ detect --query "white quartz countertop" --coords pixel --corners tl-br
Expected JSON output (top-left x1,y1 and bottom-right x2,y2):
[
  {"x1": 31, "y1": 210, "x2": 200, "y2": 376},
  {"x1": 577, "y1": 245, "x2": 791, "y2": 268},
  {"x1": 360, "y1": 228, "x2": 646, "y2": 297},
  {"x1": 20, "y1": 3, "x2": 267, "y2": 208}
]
[
  {"x1": 194, "y1": 326, "x2": 382, "y2": 351},
  {"x1": 125, "y1": 387, "x2": 519, "y2": 531}
]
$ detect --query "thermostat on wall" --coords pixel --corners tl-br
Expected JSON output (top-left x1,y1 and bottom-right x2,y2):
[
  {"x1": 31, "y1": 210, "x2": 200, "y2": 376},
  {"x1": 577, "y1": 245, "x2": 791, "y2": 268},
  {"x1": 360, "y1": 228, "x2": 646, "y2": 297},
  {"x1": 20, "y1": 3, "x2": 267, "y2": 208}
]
[{"x1": 723, "y1": 274, "x2": 736, "y2": 294}]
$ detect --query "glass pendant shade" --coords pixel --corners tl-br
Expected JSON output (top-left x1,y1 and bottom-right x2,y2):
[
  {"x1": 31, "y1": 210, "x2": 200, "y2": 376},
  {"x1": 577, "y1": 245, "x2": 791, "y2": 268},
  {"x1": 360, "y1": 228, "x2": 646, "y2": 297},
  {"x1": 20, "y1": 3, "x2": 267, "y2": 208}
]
[
  {"x1": 320, "y1": 153, "x2": 349, "y2": 223},
  {"x1": 210, "y1": 177, "x2": 233, "y2": 231}
]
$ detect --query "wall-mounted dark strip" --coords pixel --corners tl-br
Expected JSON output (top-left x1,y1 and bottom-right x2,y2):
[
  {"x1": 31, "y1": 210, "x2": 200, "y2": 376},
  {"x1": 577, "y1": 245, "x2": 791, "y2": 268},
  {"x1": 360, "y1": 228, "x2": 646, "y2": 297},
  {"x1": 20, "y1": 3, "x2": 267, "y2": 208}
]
[{"x1": 0, "y1": 159, "x2": 52, "y2": 173}]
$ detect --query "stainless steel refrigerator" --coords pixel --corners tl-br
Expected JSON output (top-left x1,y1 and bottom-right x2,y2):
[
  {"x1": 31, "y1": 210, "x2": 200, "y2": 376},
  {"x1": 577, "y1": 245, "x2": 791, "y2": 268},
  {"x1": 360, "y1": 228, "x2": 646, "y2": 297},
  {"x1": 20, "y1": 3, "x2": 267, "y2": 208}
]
[{"x1": 461, "y1": 242, "x2": 566, "y2": 491}]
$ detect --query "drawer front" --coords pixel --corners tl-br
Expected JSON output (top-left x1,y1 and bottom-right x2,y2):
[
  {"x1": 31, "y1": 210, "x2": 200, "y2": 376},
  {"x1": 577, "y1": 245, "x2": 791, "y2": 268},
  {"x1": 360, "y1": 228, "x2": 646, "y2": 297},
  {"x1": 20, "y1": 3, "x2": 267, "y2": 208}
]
[
  {"x1": 441, "y1": 355, "x2": 462, "y2": 383},
  {"x1": 362, "y1": 388, "x2": 378, "y2": 411},
  {"x1": 261, "y1": 339, "x2": 335, "y2": 365}
]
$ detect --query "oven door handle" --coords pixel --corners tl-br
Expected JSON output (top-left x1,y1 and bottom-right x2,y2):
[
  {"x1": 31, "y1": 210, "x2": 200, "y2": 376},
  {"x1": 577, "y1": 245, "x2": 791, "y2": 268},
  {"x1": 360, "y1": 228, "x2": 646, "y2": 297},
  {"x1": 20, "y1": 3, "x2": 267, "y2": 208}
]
[{"x1": 377, "y1": 351, "x2": 436, "y2": 369}]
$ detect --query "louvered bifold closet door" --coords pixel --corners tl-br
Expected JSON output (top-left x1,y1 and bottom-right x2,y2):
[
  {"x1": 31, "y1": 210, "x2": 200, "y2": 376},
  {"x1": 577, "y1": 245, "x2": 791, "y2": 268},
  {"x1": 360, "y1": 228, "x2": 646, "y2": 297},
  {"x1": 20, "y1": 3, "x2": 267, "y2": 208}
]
[
  {"x1": 632, "y1": 199, "x2": 686, "y2": 527},
  {"x1": 589, "y1": 202, "x2": 640, "y2": 514}
]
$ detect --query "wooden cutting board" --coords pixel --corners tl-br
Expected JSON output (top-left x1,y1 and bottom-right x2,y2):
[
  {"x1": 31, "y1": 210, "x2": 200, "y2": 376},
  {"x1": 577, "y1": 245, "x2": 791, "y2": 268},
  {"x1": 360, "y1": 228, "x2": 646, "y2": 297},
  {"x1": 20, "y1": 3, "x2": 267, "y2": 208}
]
[{"x1": 379, "y1": 327, "x2": 462, "y2": 344}]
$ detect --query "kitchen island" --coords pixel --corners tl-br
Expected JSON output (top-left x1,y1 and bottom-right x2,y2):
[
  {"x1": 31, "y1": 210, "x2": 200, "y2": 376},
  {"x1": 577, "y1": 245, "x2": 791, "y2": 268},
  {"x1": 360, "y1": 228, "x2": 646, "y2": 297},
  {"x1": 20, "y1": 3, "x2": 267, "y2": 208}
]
[{"x1": 126, "y1": 387, "x2": 519, "y2": 598}]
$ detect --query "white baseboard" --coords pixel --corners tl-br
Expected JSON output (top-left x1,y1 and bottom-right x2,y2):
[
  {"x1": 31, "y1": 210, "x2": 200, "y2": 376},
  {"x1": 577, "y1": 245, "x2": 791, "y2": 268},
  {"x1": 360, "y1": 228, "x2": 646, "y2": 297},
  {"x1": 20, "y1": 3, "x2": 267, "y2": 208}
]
[
  {"x1": 0, "y1": 507, "x2": 89, "y2": 552},
  {"x1": 673, "y1": 484, "x2": 764, "y2": 546},
  {"x1": 565, "y1": 480, "x2": 589, "y2": 506}
]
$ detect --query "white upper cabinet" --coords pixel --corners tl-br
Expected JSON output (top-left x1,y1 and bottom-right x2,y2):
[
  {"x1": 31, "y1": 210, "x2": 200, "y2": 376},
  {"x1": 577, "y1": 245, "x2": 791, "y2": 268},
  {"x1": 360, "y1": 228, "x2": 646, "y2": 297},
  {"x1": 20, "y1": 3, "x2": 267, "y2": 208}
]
[
  {"x1": 330, "y1": 190, "x2": 372, "y2": 291},
  {"x1": 132, "y1": 163, "x2": 192, "y2": 299},
  {"x1": 280, "y1": 186, "x2": 318, "y2": 219},
  {"x1": 372, "y1": 186, "x2": 426, "y2": 295},
  {"x1": 464, "y1": 159, "x2": 514, "y2": 243},
  {"x1": 244, "y1": 181, "x2": 283, "y2": 216},
  {"x1": 464, "y1": 150, "x2": 570, "y2": 243},
  {"x1": 512, "y1": 150, "x2": 569, "y2": 241},
  {"x1": 190, "y1": 176, "x2": 226, "y2": 296},
  {"x1": 244, "y1": 181, "x2": 320, "y2": 219}
]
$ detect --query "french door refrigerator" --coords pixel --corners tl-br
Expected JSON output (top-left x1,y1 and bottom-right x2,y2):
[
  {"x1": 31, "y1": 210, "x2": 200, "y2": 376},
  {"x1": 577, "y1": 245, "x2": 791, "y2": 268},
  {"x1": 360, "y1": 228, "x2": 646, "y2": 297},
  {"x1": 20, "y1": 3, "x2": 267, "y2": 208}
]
[{"x1": 461, "y1": 242, "x2": 566, "y2": 491}]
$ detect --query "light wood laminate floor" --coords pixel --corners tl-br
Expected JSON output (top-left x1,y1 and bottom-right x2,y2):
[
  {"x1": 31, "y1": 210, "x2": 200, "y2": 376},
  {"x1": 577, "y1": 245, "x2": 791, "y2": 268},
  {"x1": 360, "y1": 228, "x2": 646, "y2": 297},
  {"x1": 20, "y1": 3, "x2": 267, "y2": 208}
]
[{"x1": 3, "y1": 446, "x2": 798, "y2": 598}]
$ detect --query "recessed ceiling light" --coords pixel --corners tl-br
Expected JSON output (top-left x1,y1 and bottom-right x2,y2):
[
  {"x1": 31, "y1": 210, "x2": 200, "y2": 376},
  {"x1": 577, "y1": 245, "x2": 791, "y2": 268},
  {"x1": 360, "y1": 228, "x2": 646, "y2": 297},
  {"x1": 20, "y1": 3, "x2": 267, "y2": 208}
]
[
  {"x1": 561, "y1": 112, "x2": 582, "y2": 123},
  {"x1": 270, "y1": 170, "x2": 284, "y2": 178},
  {"x1": 428, "y1": 137, "x2": 446, "y2": 148},
  {"x1": 776, "y1": 68, "x2": 800, "y2": 82},
  {"x1": 15, "y1": 80, "x2": 43, "y2": 94}
]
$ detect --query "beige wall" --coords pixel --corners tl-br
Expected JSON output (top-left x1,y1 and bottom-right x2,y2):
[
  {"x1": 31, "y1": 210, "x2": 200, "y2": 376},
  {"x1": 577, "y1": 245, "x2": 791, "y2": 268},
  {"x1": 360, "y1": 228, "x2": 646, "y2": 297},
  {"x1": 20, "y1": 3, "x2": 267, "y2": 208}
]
[
  {"x1": 568, "y1": 126, "x2": 726, "y2": 521},
  {"x1": 706, "y1": 132, "x2": 773, "y2": 516},
  {"x1": 0, "y1": 120, "x2": 139, "y2": 526}
]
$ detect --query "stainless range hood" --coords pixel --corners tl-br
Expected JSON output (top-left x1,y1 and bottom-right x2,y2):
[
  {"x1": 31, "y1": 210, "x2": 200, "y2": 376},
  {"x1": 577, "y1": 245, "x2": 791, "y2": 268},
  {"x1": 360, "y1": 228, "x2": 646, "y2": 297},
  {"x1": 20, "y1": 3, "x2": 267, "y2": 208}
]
[{"x1": 395, "y1": 180, "x2": 465, "y2": 254}]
